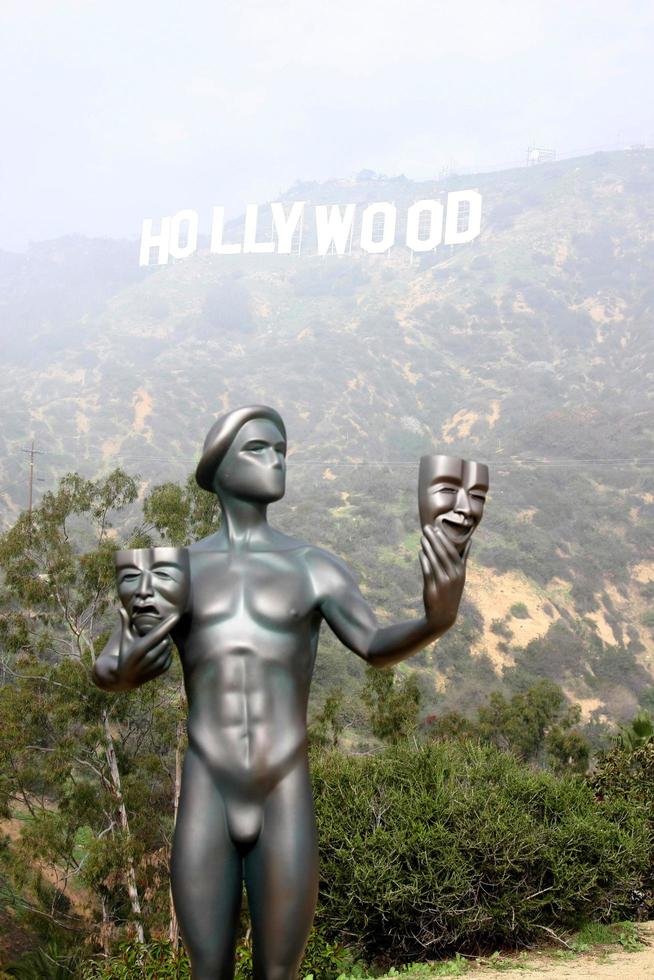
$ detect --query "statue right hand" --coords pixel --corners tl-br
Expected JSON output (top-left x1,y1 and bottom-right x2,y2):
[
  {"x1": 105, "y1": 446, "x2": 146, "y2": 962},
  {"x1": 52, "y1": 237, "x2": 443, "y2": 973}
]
[{"x1": 117, "y1": 607, "x2": 180, "y2": 684}]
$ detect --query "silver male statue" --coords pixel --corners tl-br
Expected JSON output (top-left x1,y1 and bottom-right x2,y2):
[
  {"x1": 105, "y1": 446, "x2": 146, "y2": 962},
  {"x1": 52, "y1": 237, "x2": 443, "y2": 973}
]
[{"x1": 93, "y1": 405, "x2": 488, "y2": 980}]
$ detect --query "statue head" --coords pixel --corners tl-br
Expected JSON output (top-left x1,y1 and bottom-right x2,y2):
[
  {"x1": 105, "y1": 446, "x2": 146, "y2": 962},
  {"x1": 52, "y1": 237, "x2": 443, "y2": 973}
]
[
  {"x1": 196, "y1": 405, "x2": 287, "y2": 503},
  {"x1": 418, "y1": 454, "x2": 489, "y2": 553},
  {"x1": 115, "y1": 547, "x2": 190, "y2": 636}
]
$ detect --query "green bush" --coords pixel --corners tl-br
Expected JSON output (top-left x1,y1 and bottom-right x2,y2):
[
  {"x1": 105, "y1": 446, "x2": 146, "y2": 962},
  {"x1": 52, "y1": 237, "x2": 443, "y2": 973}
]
[
  {"x1": 590, "y1": 741, "x2": 654, "y2": 916},
  {"x1": 81, "y1": 941, "x2": 190, "y2": 979},
  {"x1": 509, "y1": 602, "x2": 530, "y2": 619},
  {"x1": 82, "y1": 744, "x2": 652, "y2": 975},
  {"x1": 489, "y1": 618, "x2": 512, "y2": 639},
  {"x1": 312, "y1": 741, "x2": 648, "y2": 961}
]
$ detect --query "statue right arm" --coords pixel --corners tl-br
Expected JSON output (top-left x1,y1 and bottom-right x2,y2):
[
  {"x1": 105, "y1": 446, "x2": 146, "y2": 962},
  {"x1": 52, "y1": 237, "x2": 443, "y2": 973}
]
[{"x1": 92, "y1": 610, "x2": 179, "y2": 691}]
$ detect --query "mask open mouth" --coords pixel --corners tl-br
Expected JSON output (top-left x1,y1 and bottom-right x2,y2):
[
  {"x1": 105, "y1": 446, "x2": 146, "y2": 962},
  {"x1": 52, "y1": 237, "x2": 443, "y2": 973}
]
[
  {"x1": 441, "y1": 517, "x2": 473, "y2": 538},
  {"x1": 131, "y1": 604, "x2": 163, "y2": 635},
  {"x1": 133, "y1": 603, "x2": 160, "y2": 615},
  {"x1": 132, "y1": 603, "x2": 162, "y2": 625}
]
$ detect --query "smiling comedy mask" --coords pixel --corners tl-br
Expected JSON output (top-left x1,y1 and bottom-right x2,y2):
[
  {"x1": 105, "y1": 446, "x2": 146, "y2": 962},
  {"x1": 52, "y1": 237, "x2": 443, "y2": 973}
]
[{"x1": 418, "y1": 455, "x2": 489, "y2": 554}]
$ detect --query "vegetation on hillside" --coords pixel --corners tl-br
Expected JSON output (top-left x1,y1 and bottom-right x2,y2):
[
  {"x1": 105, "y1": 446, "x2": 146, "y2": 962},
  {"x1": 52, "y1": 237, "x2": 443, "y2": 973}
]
[
  {"x1": 2, "y1": 151, "x2": 653, "y2": 727},
  {"x1": 1, "y1": 470, "x2": 654, "y2": 975}
]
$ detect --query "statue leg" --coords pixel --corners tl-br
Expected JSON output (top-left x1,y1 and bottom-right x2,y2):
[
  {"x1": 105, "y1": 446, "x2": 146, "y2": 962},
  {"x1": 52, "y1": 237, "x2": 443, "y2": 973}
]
[
  {"x1": 244, "y1": 762, "x2": 319, "y2": 980},
  {"x1": 171, "y1": 747, "x2": 243, "y2": 980}
]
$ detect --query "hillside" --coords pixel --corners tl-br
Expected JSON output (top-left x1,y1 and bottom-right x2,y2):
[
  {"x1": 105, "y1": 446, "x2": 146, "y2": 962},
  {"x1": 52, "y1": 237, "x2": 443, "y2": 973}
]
[{"x1": 1, "y1": 148, "x2": 654, "y2": 728}]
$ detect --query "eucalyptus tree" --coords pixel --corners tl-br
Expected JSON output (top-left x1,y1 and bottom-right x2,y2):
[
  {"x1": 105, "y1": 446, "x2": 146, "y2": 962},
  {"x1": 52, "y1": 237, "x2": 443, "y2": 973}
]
[{"x1": 0, "y1": 469, "x2": 212, "y2": 955}]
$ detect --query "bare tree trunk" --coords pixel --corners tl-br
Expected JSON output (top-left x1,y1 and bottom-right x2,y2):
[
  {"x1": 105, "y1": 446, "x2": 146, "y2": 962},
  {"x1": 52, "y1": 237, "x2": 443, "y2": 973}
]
[
  {"x1": 168, "y1": 712, "x2": 185, "y2": 947},
  {"x1": 102, "y1": 709, "x2": 145, "y2": 944},
  {"x1": 100, "y1": 894, "x2": 111, "y2": 957}
]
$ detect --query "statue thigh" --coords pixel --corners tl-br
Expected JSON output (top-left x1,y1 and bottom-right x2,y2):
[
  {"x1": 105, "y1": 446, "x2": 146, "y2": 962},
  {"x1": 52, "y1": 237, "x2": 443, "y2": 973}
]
[
  {"x1": 244, "y1": 761, "x2": 319, "y2": 980},
  {"x1": 171, "y1": 746, "x2": 243, "y2": 980}
]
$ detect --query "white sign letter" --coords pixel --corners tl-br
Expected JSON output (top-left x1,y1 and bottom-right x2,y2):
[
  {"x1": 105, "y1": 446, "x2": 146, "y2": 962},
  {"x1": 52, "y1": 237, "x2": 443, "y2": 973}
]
[
  {"x1": 315, "y1": 204, "x2": 356, "y2": 256},
  {"x1": 406, "y1": 200, "x2": 444, "y2": 251},
  {"x1": 444, "y1": 190, "x2": 482, "y2": 245},
  {"x1": 271, "y1": 202, "x2": 305, "y2": 255},
  {"x1": 168, "y1": 209, "x2": 199, "y2": 260},
  {"x1": 244, "y1": 204, "x2": 275, "y2": 254},
  {"x1": 360, "y1": 202, "x2": 396, "y2": 254},
  {"x1": 210, "y1": 206, "x2": 242, "y2": 254},
  {"x1": 139, "y1": 216, "x2": 171, "y2": 266}
]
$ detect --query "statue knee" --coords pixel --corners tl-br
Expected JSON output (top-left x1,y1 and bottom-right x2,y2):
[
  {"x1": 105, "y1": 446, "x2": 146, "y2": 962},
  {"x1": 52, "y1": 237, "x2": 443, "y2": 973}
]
[
  {"x1": 255, "y1": 968, "x2": 297, "y2": 980},
  {"x1": 191, "y1": 953, "x2": 236, "y2": 980}
]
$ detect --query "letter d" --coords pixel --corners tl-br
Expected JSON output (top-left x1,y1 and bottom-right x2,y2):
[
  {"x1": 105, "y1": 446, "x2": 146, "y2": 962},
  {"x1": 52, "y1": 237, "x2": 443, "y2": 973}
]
[{"x1": 444, "y1": 191, "x2": 482, "y2": 245}]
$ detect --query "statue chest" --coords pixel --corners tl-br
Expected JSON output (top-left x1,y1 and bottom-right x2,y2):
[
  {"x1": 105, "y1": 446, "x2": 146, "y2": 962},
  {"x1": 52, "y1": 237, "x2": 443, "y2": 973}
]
[{"x1": 187, "y1": 551, "x2": 316, "y2": 631}]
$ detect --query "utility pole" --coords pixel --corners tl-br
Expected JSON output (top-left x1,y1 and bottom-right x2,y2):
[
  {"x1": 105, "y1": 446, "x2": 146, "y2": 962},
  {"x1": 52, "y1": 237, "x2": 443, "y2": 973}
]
[
  {"x1": 28, "y1": 440, "x2": 35, "y2": 516},
  {"x1": 20, "y1": 440, "x2": 45, "y2": 519}
]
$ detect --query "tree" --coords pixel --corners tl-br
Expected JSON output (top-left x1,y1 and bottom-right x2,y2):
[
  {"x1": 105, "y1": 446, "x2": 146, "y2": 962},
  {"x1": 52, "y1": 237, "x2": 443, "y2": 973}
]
[
  {"x1": 423, "y1": 710, "x2": 475, "y2": 742},
  {"x1": 142, "y1": 474, "x2": 219, "y2": 547},
  {"x1": 616, "y1": 710, "x2": 654, "y2": 751},
  {"x1": 546, "y1": 725, "x2": 590, "y2": 774},
  {"x1": 309, "y1": 691, "x2": 345, "y2": 750},
  {"x1": 0, "y1": 470, "x2": 187, "y2": 960},
  {"x1": 361, "y1": 667, "x2": 420, "y2": 744},
  {"x1": 476, "y1": 679, "x2": 589, "y2": 771}
]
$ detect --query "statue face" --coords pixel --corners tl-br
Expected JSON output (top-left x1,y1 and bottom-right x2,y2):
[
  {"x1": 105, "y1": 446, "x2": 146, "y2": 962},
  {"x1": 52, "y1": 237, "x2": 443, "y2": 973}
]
[
  {"x1": 115, "y1": 547, "x2": 190, "y2": 636},
  {"x1": 418, "y1": 455, "x2": 489, "y2": 553},
  {"x1": 215, "y1": 418, "x2": 287, "y2": 503}
]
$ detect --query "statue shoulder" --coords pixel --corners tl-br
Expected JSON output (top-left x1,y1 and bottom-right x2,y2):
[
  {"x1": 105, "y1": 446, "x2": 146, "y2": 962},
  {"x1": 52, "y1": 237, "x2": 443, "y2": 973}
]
[
  {"x1": 302, "y1": 544, "x2": 354, "y2": 597},
  {"x1": 188, "y1": 533, "x2": 224, "y2": 554}
]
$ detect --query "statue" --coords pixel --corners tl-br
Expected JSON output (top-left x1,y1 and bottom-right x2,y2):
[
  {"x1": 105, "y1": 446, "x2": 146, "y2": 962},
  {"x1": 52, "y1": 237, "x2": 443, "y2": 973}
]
[{"x1": 93, "y1": 405, "x2": 488, "y2": 980}]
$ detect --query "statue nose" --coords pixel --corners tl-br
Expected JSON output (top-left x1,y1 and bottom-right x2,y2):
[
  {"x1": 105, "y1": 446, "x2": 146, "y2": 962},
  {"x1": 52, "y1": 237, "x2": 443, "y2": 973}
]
[
  {"x1": 454, "y1": 489, "x2": 472, "y2": 515},
  {"x1": 136, "y1": 570, "x2": 154, "y2": 597}
]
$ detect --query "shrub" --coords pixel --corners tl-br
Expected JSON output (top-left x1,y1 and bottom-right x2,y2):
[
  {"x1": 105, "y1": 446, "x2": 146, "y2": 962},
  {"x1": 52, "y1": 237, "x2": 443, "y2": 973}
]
[
  {"x1": 82, "y1": 745, "x2": 651, "y2": 975},
  {"x1": 490, "y1": 618, "x2": 512, "y2": 639},
  {"x1": 81, "y1": 941, "x2": 190, "y2": 979},
  {"x1": 509, "y1": 602, "x2": 530, "y2": 619},
  {"x1": 312, "y1": 741, "x2": 648, "y2": 961},
  {"x1": 590, "y1": 741, "x2": 654, "y2": 916},
  {"x1": 81, "y1": 929, "x2": 362, "y2": 980}
]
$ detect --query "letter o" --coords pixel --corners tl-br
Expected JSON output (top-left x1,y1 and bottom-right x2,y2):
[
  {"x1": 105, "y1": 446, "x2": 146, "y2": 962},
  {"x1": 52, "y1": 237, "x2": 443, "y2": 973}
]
[
  {"x1": 406, "y1": 200, "x2": 443, "y2": 251},
  {"x1": 360, "y1": 203, "x2": 397, "y2": 254},
  {"x1": 169, "y1": 209, "x2": 199, "y2": 259}
]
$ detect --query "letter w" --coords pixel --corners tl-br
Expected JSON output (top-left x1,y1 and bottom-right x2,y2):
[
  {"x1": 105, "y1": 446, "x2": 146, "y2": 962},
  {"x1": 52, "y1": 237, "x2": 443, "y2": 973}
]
[{"x1": 315, "y1": 205, "x2": 356, "y2": 256}]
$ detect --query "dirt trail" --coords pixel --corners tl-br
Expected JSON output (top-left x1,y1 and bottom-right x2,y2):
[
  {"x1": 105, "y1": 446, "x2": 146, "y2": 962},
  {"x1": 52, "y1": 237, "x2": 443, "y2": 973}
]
[{"x1": 477, "y1": 921, "x2": 654, "y2": 978}]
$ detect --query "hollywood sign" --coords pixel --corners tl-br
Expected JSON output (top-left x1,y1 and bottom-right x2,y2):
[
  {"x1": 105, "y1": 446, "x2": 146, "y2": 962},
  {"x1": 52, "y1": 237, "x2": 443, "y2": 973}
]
[{"x1": 139, "y1": 191, "x2": 482, "y2": 266}]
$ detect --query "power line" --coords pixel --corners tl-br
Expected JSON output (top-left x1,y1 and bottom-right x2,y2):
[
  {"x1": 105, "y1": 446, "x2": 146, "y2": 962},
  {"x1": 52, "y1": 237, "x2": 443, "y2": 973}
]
[{"x1": 4, "y1": 448, "x2": 654, "y2": 470}]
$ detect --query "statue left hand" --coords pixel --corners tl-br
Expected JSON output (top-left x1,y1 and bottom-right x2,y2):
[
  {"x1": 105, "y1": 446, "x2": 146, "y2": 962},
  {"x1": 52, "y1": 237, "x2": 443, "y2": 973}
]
[{"x1": 419, "y1": 525, "x2": 470, "y2": 629}]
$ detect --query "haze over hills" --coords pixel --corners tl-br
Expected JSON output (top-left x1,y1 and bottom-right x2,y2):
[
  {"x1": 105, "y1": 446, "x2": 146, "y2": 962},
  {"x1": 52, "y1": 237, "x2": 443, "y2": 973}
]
[{"x1": 1, "y1": 148, "x2": 653, "y2": 730}]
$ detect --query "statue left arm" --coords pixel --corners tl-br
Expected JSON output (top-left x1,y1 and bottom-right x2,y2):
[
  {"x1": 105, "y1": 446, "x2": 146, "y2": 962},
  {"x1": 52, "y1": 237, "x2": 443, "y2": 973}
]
[{"x1": 309, "y1": 525, "x2": 469, "y2": 668}]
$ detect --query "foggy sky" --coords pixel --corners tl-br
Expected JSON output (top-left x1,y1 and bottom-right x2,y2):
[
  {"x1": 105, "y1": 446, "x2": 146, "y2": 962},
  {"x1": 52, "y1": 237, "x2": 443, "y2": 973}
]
[{"x1": 1, "y1": 0, "x2": 652, "y2": 251}]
